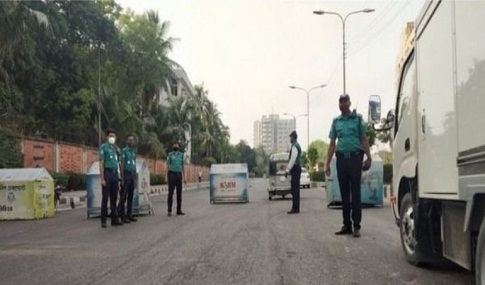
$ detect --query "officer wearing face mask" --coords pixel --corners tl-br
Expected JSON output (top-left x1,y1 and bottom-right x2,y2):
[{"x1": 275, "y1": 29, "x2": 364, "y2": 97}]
[
  {"x1": 118, "y1": 133, "x2": 138, "y2": 224},
  {"x1": 99, "y1": 129, "x2": 122, "y2": 228},
  {"x1": 166, "y1": 142, "x2": 186, "y2": 216},
  {"x1": 325, "y1": 94, "x2": 372, "y2": 238},
  {"x1": 286, "y1": 130, "x2": 302, "y2": 214}
]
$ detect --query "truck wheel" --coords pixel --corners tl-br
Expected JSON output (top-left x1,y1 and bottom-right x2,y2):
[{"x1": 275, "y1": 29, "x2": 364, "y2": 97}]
[
  {"x1": 475, "y1": 218, "x2": 485, "y2": 285},
  {"x1": 268, "y1": 195, "x2": 272, "y2": 200},
  {"x1": 400, "y1": 192, "x2": 421, "y2": 265}
]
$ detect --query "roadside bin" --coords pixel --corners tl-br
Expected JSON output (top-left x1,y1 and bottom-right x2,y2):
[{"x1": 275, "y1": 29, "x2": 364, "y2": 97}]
[
  {"x1": 210, "y1": 163, "x2": 249, "y2": 203},
  {"x1": 325, "y1": 153, "x2": 384, "y2": 207},
  {"x1": 86, "y1": 159, "x2": 152, "y2": 218},
  {"x1": 0, "y1": 168, "x2": 55, "y2": 220}
]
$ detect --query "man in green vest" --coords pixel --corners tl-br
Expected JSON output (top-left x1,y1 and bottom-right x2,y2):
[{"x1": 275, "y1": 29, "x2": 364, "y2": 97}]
[
  {"x1": 166, "y1": 142, "x2": 186, "y2": 216},
  {"x1": 325, "y1": 94, "x2": 372, "y2": 238},
  {"x1": 99, "y1": 129, "x2": 122, "y2": 228},
  {"x1": 118, "y1": 133, "x2": 138, "y2": 224},
  {"x1": 286, "y1": 130, "x2": 302, "y2": 214}
]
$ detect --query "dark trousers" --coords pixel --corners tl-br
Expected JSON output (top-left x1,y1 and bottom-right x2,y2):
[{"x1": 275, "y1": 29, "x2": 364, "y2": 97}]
[
  {"x1": 290, "y1": 165, "x2": 302, "y2": 210},
  {"x1": 118, "y1": 171, "x2": 135, "y2": 218},
  {"x1": 336, "y1": 153, "x2": 363, "y2": 230},
  {"x1": 101, "y1": 171, "x2": 119, "y2": 223},
  {"x1": 168, "y1": 171, "x2": 182, "y2": 213}
]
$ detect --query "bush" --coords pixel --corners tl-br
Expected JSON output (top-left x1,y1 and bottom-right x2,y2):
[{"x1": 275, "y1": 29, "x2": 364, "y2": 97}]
[
  {"x1": 65, "y1": 172, "x2": 86, "y2": 191},
  {"x1": 310, "y1": 171, "x2": 326, "y2": 182},
  {"x1": 150, "y1": 173, "x2": 166, "y2": 185},
  {"x1": 51, "y1": 172, "x2": 69, "y2": 188},
  {"x1": 384, "y1": 163, "x2": 393, "y2": 184},
  {"x1": 0, "y1": 130, "x2": 23, "y2": 168}
]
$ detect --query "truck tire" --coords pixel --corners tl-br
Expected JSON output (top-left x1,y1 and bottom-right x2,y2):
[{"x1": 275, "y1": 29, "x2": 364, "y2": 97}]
[
  {"x1": 400, "y1": 192, "x2": 422, "y2": 265},
  {"x1": 475, "y1": 217, "x2": 485, "y2": 285}
]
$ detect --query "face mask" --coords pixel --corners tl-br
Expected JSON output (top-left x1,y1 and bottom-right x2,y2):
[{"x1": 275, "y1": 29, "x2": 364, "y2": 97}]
[
  {"x1": 127, "y1": 141, "x2": 134, "y2": 147},
  {"x1": 173, "y1": 147, "x2": 179, "y2": 152},
  {"x1": 108, "y1": 137, "x2": 116, "y2": 144}
]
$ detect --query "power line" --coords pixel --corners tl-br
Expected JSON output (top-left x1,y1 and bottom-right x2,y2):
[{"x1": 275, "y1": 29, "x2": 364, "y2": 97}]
[
  {"x1": 347, "y1": 0, "x2": 400, "y2": 43},
  {"x1": 348, "y1": 0, "x2": 409, "y2": 51},
  {"x1": 347, "y1": 1, "x2": 413, "y2": 57}
]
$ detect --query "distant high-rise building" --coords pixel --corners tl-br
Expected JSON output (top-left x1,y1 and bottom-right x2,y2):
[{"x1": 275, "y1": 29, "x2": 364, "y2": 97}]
[
  {"x1": 253, "y1": 120, "x2": 262, "y2": 148},
  {"x1": 253, "y1": 114, "x2": 296, "y2": 154}
]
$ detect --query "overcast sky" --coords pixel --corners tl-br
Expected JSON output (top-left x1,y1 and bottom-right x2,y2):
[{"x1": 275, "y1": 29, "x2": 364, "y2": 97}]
[{"x1": 117, "y1": 0, "x2": 426, "y2": 149}]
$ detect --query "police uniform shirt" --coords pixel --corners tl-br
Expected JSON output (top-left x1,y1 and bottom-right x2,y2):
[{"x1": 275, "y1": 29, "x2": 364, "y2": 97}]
[
  {"x1": 100, "y1": 143, "x2": 119, "y2": 170},
  {"x1": 122, "y1": 146, "x2": 137, "y2": 173},
  {"x1": 167, "y1": 151, "x2": 184, "y2": 173},
  {"x1": 328, "y1": 112, "x2": 366, "y2": 153},
  {"x1": 286, "y1": 142, "x2": 301, "y2": 172}
]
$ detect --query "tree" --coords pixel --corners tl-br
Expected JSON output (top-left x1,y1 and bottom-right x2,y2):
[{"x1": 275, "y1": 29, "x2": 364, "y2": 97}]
[{"x1": 307, "y1": 147, "x2": 319, "y2": 170}]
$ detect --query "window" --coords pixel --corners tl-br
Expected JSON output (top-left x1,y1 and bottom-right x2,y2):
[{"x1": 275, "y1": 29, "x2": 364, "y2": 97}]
[{"x1": 395, "y1": 53, "x2": 415, "y2": 134}]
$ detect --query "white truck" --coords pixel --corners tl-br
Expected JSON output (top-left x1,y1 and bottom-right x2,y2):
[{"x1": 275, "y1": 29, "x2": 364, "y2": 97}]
[{"x1": 370, "y1": 1, "x2": 485, "y2": 284}]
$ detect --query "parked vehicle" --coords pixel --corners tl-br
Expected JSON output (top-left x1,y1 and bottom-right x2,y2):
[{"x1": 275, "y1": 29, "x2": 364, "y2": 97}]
[
  {"x1": 267, "y1": 152, "x2": 291, "y2": 200},
  {"x1": 300, "y1": 168, "x2": 311, "y2": 188},
  {"x1": 371, "y1": 1, "x2": 485, "y2": 283}
]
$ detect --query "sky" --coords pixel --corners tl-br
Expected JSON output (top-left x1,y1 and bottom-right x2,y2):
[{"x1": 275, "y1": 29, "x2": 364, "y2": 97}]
[{"x1": 117, "y1": 0, "x2": 426, "y2": 150}]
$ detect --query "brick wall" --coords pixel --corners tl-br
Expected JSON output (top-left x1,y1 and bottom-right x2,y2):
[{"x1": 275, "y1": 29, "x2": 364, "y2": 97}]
[{"x1": 21, "y1": 138, "x2": 209, "y2": 183}]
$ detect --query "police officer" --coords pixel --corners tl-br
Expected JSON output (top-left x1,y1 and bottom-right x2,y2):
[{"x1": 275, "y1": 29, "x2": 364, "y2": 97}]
[
  {"x1": 166, "y1": 142, "x2": 186, "y2": 216},
  {"x1": 99, "y1": 129, "x2": 122, "y2": 228},
  {"x1": 325, "y1": 94, "x2": 371, "y2": 237},
  {"x1": 118, "y1": 133, "x2": 138, "y2": 224},
  {"x1": 286, "y1": 130, "x2": 302, "y2": 214}
]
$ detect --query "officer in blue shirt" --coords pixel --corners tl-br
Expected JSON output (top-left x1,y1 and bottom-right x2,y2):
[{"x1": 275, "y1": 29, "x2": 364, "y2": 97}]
[
  {"x1": 325, "y1": 94, "x2": 372, "y2": 237},
  {"x1": 166, "y1": 142, "x2": 186, "y2": 216},
  {"x1": 99, "y1": 129, "x2": 122, "y2": 228},
  {"x1": 286, "y1": 130, "x2": 302, "y2": 214},
  {"x1": 118, "y1": 133, "x2": 138, "y2": 223}
]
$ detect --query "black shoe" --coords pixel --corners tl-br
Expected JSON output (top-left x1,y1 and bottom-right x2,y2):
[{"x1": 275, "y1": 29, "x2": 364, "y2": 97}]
[
  {"x1": 176, "y1": 211, "x2": 185, "y2": 215},
  {"x1": 168, "y1": 212, "x2": 172, "y2": 217},
  {"x1": 101, "y1": 221, "x2": 107, "y2": 228},
  {"x1": 128, "y1": 216, "x2": 138, "y2": 222},
  {"x1": 335, "y1": 227, "x2": 353, "y2": 235},
  {"x1": 122, "y1": 218, "x2": 131, "y2": 224},
  {"x1": 287, "y1": 209, "x2": 300, "y2": 214},
  {"x1": 112, "y1": 219, "x2": 123, "y2": 226},
  {"x1": 353, "y1": 229, "x2": 361, "y2": 238}
]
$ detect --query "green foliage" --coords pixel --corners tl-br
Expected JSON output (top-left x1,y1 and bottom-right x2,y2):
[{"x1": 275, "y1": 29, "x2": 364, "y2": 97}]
[
  {"x1": 310, "y1": 171, "x2": 326, "y2": 182},
  {"x1": 150, "y1": 173, "x2": 166, "y2": 185},
  {"x1": 0, "y1": 1, "x2": 235, "y2": 166},
  {"x1": 51, "y1": 172, "x2": 69, "y2": 188},
  {"x1": 0, "y1": 130, "x2": 23, "y2": 168},
  {"x1": 201, "y1": 157, "x2": 217, "y2": 167},
  {"x1": 65, "y1": 172, "x2": 86, "y2": 191},
  {"x1": 383, "y1": 163, "x2": 393, "y2": 184},
  {"x1": 366, "y1": 122, "x2": 376, "y2": 147}
]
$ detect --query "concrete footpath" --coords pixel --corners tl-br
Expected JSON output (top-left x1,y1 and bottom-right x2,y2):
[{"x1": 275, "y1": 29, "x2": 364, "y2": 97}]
[{"x1": 57, "y1": 182, "x2": 209, "y2": 211}]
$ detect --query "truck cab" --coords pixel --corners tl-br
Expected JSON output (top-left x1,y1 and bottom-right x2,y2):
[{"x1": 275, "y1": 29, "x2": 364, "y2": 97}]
[{"x1": 370, "y1": 1, "x2": 485, "y2": 283}]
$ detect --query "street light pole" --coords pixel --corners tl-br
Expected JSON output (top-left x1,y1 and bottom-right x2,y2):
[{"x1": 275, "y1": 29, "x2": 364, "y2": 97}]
[
  {"x1": 97, "y1": 44, "x2": 101, "y2": 146},
  {"x1": 313, "y1": 8, "x2": 375, "y2": 94},
  {"x1": 289, "y1": 85, "x2": 326, "y2": 151}
]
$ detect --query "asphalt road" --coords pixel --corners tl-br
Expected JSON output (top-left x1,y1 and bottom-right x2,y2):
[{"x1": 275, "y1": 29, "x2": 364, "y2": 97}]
[{"x1": 0, "y1": 179, "x2": 474, "y2": 285}]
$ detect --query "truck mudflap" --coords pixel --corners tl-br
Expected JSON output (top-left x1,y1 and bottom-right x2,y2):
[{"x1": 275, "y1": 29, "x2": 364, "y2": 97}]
[{"x1": 390, "y1": 196, "x2": 401, "y2": 227}]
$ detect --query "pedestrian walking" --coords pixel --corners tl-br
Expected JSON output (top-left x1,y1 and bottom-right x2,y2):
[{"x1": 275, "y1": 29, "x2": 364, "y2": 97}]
[
  {"x1": 99, "y1": 129, "x2": 122, "y2": 228},
  {"x1": 118, "y1": 133, "x2": 138, "y2": 224},
  {"x1": 198, "y1": 170, "x2": 202, "y2": 183},
  {"x1": 166, "y1": 142, "x2": 186, "y2": 216},
  {"x1": 286, "y1": 130, "x2": 302, "y2": 214},
  {"x1": 325, "y1": 94, "x2": 372, "y2": 237}
]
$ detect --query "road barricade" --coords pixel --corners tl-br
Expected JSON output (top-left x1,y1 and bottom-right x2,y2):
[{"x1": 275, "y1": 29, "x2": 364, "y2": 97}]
[{"x1": 210, "y1": 164, "x2": 249, "y2": 203}]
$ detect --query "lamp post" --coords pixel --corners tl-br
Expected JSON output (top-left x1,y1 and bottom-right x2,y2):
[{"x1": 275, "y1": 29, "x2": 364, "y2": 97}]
[
  {"x1": 289, "y1": 85, "x2": 326, "y2": 150},
  {"x1": 313, "y1": 8, "x2": 375, "y2": 94}
]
